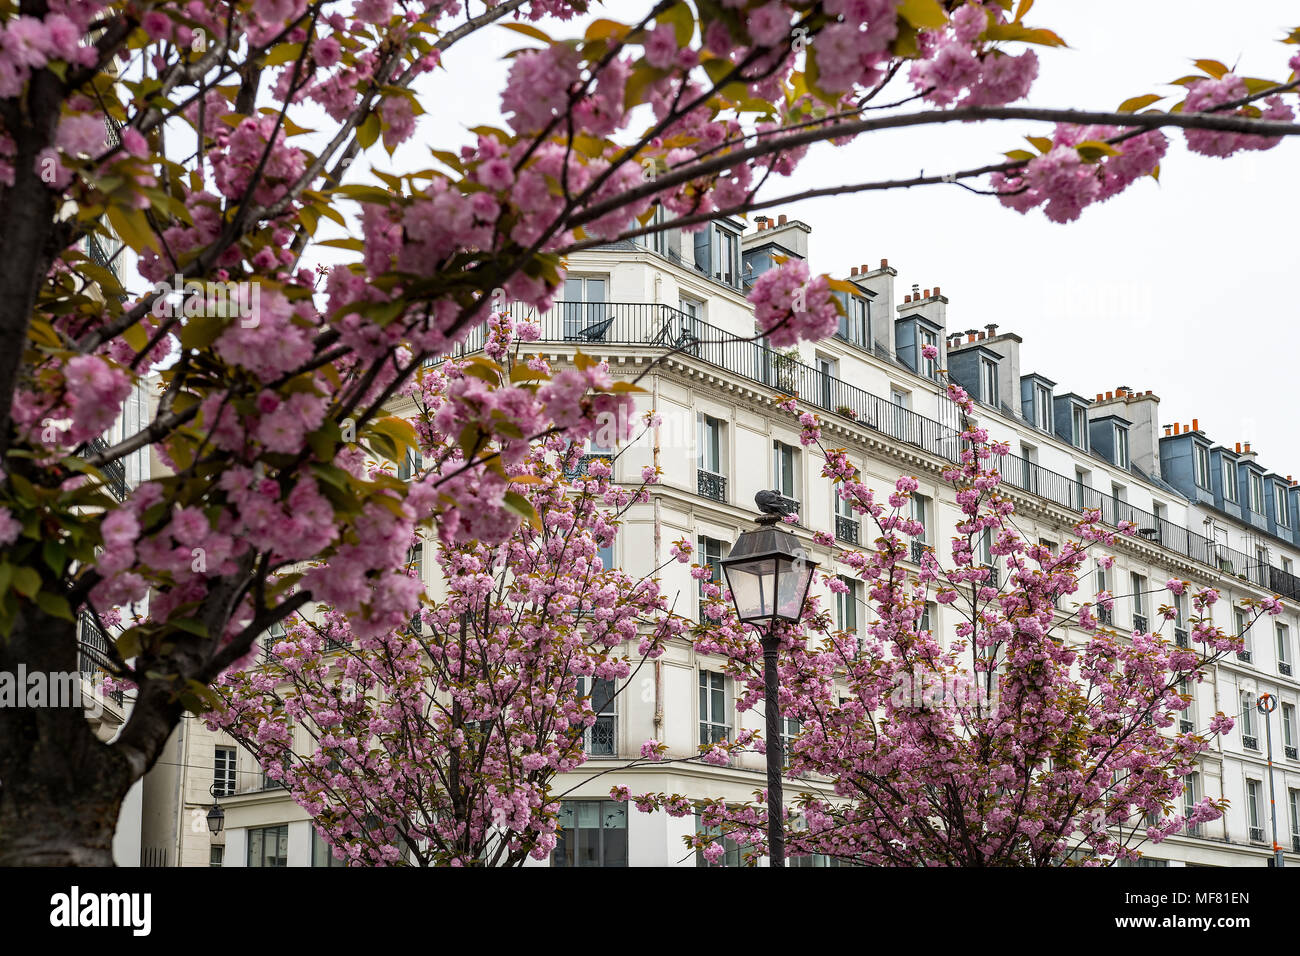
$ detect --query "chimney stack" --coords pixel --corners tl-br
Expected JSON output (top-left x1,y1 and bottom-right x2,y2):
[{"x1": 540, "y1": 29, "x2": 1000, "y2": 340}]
[
  {"x1": 934, "y1": 285, "x2": 941, "y2": 296},
  {"x1": 904, "y1": 294, "x2": 911, "y2": 303},
  {"x1": 851, "y1": 266, "x2": 859, "y2": 276},
  {"x1": 1173, "y1": 423, "x2": 1180, "y2": 435},
  {"x1": 880, "y1": 258, "x2": 889, "y2": 269},
  {"x1": 1244, "y1": 442, "x2": 1252, "y2": 453},
  {"x1": 1164, "y1": 426, "x2": 1171, "y2": 436},
  {"x1": 777, "y1": 214, "x2": 787, "y2": 225},
  {"x1": 985, "y1": 323, "x2": 998, "y2": 336},
  {"x1": 1191, "y1": 418, "x2": 1199, "y2": 432}
]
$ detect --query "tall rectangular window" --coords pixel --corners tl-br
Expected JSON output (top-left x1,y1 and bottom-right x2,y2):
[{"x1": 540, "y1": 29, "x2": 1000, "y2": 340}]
[
  {"x1": 1035, "y1": 384, "x2": 1052, "y2": 431},
  {"x1": 1071, "y1": 405, "x2": 1088, "y2": 451},
  {"x1": 699, "y1": 670, "x2": 730, "y2": 746},
  {"x1": 1250, "y1": 473, "x2": 1265, "y2": 514},
  {"x1": 213, "y1": 746, "x2": 237, "y2": 797},
  {"x1": 980, "y1": 357, "x2": 999, "y2": 407},
  {"x1": 695, "y1": 810, "x2": 750, "y2": 867},
  {"x1": 397, "y1": 449, "x2": 423, "y2": 481},
  {"x1": 1074, "y1": 468, "x2": 1090, "y2": 509},
  {"x1": 248, "y1": 825, "x2": 289, "y2": 867},
  {"x1": 576, "y1": 676, "x2": 617, "y2": 756},
  {"x1": 1290, "y1": 790, "x2": 1300, "y2": 850},
  {"x1": 1193, "y1": 444, "x2": 1211, "y2": 489},
  {"x1": 919, "y1": 329, "x2": 938, "y2": 379},
  {"x1": 836, "y1": 294, "x2": 870, "y2": 348},
  {"x1": 773, "y1": 441, "x2": 798, "y2": 502},
  {"x1": 1114, "y1": 427, "x2": 1129, "y2": 469},
  {"x1": 1276, "y1": 484, "x2": 1291, "y2": 528},
  {"x1": 561, "y1": 275, "x2": 608, "y2": 340},
  {"x1": 698, "y1": 414, "x2": 723, "y2": 474},
  {"x1": 1247, "y1": 780, "x2": 1263, "y2": 838},
  {"x1": 697, "y1": 536, "x2": 725, "y2": 598},
  {"x1": 1183, "y1": 771, "x2": 1199, "y2": 835},
  {"x1": 1241, "y1": 693, "x2": 1256, "y2": 742},
  {"x1": 1278, "y1": 622, "x2": 1291, "y2": 669},
  {"x1": 1282, "y1": 703, "x2": 1296, "y2": 751},
  {"x1": 1222, "y1": 458, "x2": 1238, "y2": 502},
  {"x1": 553, "y1": 800, "x2": 628, "y2": 867},
  {"x1": 835, "y1": 576, "x2": 859, "y2": 636},
  {"x1": 1236, "y1": 608, "x2": 1252, "y2": 658}
]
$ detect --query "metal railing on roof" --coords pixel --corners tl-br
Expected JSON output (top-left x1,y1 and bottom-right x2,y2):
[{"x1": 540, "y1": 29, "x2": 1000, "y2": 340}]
[{"x1": 432, "y1": 300, "x2": 1300, "y2": 600}]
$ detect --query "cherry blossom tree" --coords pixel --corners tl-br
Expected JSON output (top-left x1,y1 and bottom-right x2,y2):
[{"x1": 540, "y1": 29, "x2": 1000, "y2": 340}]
[
  {"x1": 2, "y1": 0, "x2": 1299, "y2": 865},
  {"x1": 625, "y1": 377, "x2": 1281, "y2": 866}
]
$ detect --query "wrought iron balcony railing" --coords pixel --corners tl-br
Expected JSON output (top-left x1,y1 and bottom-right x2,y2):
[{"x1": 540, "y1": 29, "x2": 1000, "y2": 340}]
[
  {"x1": 1237, "y1": 649, "x2": 1253, "y2": 663},
  {"x1": 697, "y1": 469, "x2": 727, "y2": 502},
  {"x1": 1286, "y1": 745, "x2": 1298, "y2": 760},
  {"x1": 1098, "y1": 606, "x2": 1114, "y2": 626},
  {"x1": 428, "y1": 298, "x2": 1300, "y2": 601},
  {"x1": 1133, "y1": 614, "x2": 1148, "y2": 634},
  {"x1": 1179, "y1": 719, "x2": 1194, "y2": 735},
  {"x1": 81, "y1": 436, "x2": 129, "y2": 501},
  {"x1": 77, "y1": 610, "x2": 123, "y2": 704},
  {"x1": 1281, "y1": 661, "x2": 1293, "y2": 676},
  {"x1": 1249, "y1": 826, "x2": 1265, "y2": 843},
  {"x1": 910, "y1": 540, "x2": 929, "y2": 565},
  {"x1": 835, "y1": 514, "x2": 860, "y2": 545},
  {"x1": 1175, "y1": 627, "x2": 1189, "y2": 648},
  {"x1": 1243, "y1": 735, "x2": 1259, "y2": 751}
]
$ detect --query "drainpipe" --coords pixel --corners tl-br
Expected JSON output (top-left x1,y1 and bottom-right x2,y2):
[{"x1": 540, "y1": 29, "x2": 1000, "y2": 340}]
[
  {"x1": 171, "y1": 716, "x2": 186, "y2": 867},
  {"x1": 652, "y1": 373, "x2": 664, "y2": 738}
]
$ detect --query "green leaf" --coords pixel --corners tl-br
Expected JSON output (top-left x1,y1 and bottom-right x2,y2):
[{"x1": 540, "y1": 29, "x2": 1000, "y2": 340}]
[
  {"x1": 1075, "y1": 139, "x2": 1121, "y2": 162},
  {"x1": 502, "y1": 490, "x2": 541, "y2": 530},
  {"x1": 106, "y1": 204, "x2": 158, "y2": 254},
  {"x1": 1117, "y1": 93, "x2": 1163, "y2": 113},
  {"x1": 36, "y1": 592, "x2": 73, "y2": 621},
  {"x1": 370, "y1": 417, "x2": 418, "y2": 459},
  {"x1": 897, "y1": 0, "x2": 948, "y2": 30},
  {"x1": 170, "y1": 618, "x2": 209, "y2": 638},
  {"x1": 499, "y1": 21, "x2": 552, "y2": 44},
  {"x1": 659, "y1": 2, "x2": 695, "y2": 47},
  {"x1": 1193, "y1": 58, "x2": 1230, "y2": 79},
  {"x1": 357, "y1": 112, "x2": 382, "y2": 150},
  {"x1": 12, "y1": 567, "x2": 41, "y2": 599},
  {"x1": 42, "y1": 538, "x2": 67, "y2": 576},
  {"x1": 1025, "y1": 135, "x2": 1053, "y2": 154}
]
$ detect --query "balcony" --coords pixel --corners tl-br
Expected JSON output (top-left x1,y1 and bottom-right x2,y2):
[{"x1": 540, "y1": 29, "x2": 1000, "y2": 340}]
[
  {"x1": 1179, "y1": 719, "x2": 1194, "y2": 735},
  {"x1": 77, "y1": 610, "x2": 123, "y2": 704},
  {"x1": 563, "y1": 453, "x2": 603, "y2": 479},
  {"x1": 910, "y1": 540, "x2": 929, "y2": 565},
  {"x1": 835, "y1": 514, "x2": 860, "y2": 545},
  {"x1": 1244, "y1": 735, "x2": 1259, "y2": 751},
  {"x1": 774, "y1": 493, "x2": 800, "y2": 517},
  {"x1": 1294, "y1": 836, "x2": 1300, "y2": 854},
  {"x1": 1281, "y1": 661, "x2": 1293, "y2": 677},
  {"x1": 436, "y1": 298, "x2": 1300, "y2": 598},
  {"x1": 1175, "y1": 627, "x2": 1189, "y2": 648},
  {"x1": 81, "y1": 436, "x2": 128, "y2": 501},
  {"x1": 1133, "y1": 614, "x2": 1148, "y2": 634},
  {"x1": 1249, "y1": 826, "x2": 1265, "y2": 843},
  {"x1": 1098, "y1": 606, "x2": 1114, "y2": 626},
  {"x1": 1237, "y1": 649, "x2": 1253, "y2": 663},
  {"x1": 697, "y1": 470, "x2": 727, "y2": 502},
  {"x1": 1286, "y1": 745, "x2": 1298, "y2": 760}
]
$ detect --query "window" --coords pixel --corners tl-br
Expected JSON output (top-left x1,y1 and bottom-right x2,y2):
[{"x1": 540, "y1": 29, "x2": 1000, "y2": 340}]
[
  {"x1": 694, "y1": 223, "x2": 741, "y2": 287},
  {"x1": 596, "y1": 539, "x2": 614, "y2": 571},
  {"x1": 209, "y1": 845, "x2": 224, "y2": 867},
  {"x1": 695, "y1": 810, "x2": 752, "y2": 867},
  {"x1": 1237, "y1": 608, "x2": 1252, "y2": 660},
  {"x1": 697, "y1": 414, "x2": 725, "y2": 501},
  {"x1": 835, "y1": 293, "x2": 871, "y2": 348},
  {"x1": 780, "y1": 715, "x2": 802, "y2": 756},
  {"x1": 979, "y1": 357, "x2": 999, "y2": 407},
  {"x1": 1277, "y1": 484, "x2": 1291, "y2": 528},
  {"x1": 1246, "y1": 780, "x2": 1264, "y2": 840},
  {"x1": 577, "y1": 676, "x2": 616, "y2": 756},
  {"x1": 910, "y1": 493, "x2": 930, "y2": 563},
  {"x1": 699, "y1": 670, "x2": 730, "y2": 746},
  {"x1": 1249, "y1": 472, "x2": 1266, "y2": 514},
  {"x1": 397, "y1": 448, "x2": 422, "y2": 481},
  {"x1": 772, "y1": 441, "x2": 798, "y2": 503},
  {"x1": 1282, "y1": 703, "x2": 1295, "y2": 752},
  {"x1": 561, "y1": 275, "x2": 608, "y2": 339},
  {"x1": 1071, "y1": 405, "x2": 1088, "y2": 451},
  {"x1": 214, "y1": 746, "x2": 237, "y2": 797},
  {"x1": 406, "y1": 541, "x2": 423, "y2": 576},
  {"x1": 1074, "y1": 468, "x2": 1090, "y2": 510},
  {"x1": 1035, "y1": 384, "x2": 1053, "y2": 431},
  {"x1": 1241, "y1": 692, "x2": 1256, "y2": 743},
  {"x1": 1114, "y1": 426, "x2": 1129, "y2": 469},
  {"x1": 1222, "y1": 458, "x2": 1238, "y2": 503},
  {"x1": 312, "y1": 828, "x2": 346, "y2": 867},
  {"x1": 1131, "y1": 572, "x2": 1147, "y2": 628},
  {"x1": 1278, "y1": 623, "x2": 1291, "y2": 672},
  {"x1": 817, "y1": 356, "x2": 838, "y2": 409},
  {"x1": 248, "y1": 825, "x2": 289, "y2": 867},
  {"x1": 1291, "y1": 790, "x2": 1300, "y2": 850},
  {"x1": 1183, "y1": 772, "x2": 1200, "y2": 835},
  {"x1": 553, "y1": 800, "x2": 628, "y2": 867},
  {"x1": 835, "y1": 576, "x2": 859, "y2": 636},
  {"x1": 1194, "y1": 444, "x2": 1211, "y2": 490},
  {"x1": 919, "y1": 603, "x2": 933, "y2": 635},
  {"x1": 697, "y1": 536, "x2": 725, "y2": 598},
  {"x1": 919, "y1": 328, "x2": 938, "y2": 379},
  {"x1": 1096, "y1": 566, "x2": 1112, "y2": 625}
]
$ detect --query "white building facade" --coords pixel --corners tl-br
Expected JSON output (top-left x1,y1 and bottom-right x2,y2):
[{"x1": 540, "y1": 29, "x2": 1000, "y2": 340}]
[{"x1": 149, "y1": 214, "x2": 1300, "y2": 868}]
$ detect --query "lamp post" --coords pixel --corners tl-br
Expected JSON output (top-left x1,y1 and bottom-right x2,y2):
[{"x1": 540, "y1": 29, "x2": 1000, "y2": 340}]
[
  {"x1": 1257, "y1": 693, "x2": 1285, "y2": 867},
  {"x1": 720, "y1": 496, "x2": 817, "y2": 868},
  {"x1": 207, "y1": 784, "x2": 226, "y2": 835}
]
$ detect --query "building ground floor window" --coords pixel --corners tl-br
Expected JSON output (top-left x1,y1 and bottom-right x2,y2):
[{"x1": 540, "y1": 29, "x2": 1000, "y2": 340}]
[{"x1": 552, "y1": 800, "x2": 628, "y2": 867}]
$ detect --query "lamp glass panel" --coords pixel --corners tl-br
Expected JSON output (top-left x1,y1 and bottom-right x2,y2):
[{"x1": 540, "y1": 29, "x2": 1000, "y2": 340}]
[{"x1": 723, "y1": 557, "x2": 776, "y2": 622}]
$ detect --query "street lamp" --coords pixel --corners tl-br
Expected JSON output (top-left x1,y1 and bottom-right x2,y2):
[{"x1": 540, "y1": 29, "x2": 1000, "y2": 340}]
[
  {"x1": 1257, "y1": 693, "x2": 1285, "y2": 867},
  {"x1": 720, "y1": 496, "x2": 818, "y2": 868},
  {"x1": 207, "y1": 784, "x2": 226, "y2": 835}
]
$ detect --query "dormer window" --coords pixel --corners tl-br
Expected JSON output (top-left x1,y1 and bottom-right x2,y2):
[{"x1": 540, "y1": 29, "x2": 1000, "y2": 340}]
[
  {"x1": 1222, "y1": 456, "x2": 1238, "y2": 503},
  {"x1": 1249, "y1": 472, "x2": 1265, "y2": 514},
  {"x1": 1113, "y1": 425, "x2": 1129, "y2": 469},
  {"x1": 1276, "y1": 483, "x2": 1291, "y2": 528},
  {"x1": 834, "y1": 293, "x2": 871, "y2": 349},
  {"x1": 919, "y1": 328, "x2": 938, "y2": 379},
  {"x1": 980, "y1": 357, "x2": 999, "y2": 407},
  {"x1": 694, "y1": 222, "x2": 741, "y2": 288},
  {"x1": 1034, "y1": 384, "x2": 1052, "y2": 431},
  {"x1": 1070, "y1": 405, "x2": 1088, "y2": 451},
  {"x1": 1193, "y1": 444, "x2": 1210, "y2": 490}
]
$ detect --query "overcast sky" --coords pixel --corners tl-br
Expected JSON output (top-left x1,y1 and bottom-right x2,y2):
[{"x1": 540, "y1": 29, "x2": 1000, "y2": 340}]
[{"x1": 365, "y1": 1, "x2": 1299, "y2": 473}]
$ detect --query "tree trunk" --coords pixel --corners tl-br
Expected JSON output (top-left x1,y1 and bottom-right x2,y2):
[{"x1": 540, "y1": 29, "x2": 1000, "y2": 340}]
[{"x1": 0, "y1": 608, "x2": 135, "y2": 865}]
